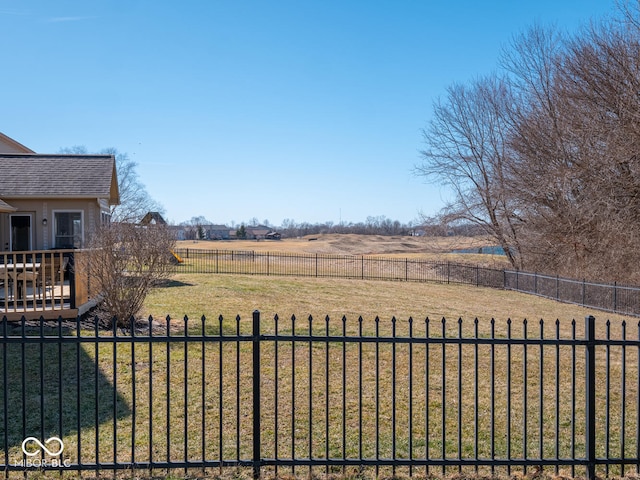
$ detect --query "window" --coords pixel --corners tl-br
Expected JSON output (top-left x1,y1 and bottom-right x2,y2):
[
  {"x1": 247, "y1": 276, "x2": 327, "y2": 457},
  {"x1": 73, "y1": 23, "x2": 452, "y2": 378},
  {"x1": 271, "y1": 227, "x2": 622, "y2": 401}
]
[{"x1": 54, "y1": 211, "x2": 83, "y2": 248}]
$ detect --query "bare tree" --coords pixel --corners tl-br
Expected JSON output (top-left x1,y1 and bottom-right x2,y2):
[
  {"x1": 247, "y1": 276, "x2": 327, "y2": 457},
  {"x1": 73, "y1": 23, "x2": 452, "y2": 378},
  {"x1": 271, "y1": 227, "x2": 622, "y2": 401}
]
[
  {"x1": 498, "y1": 24, "x2": 592, "y2": 275},
  {"x1": 557, "y1": 12, "x2": 640, "y2": 281},
  {"x1": 179, "y1": 216, "x2": 212, "y2": 240},
  {"x1": 100, "y1": 148, "x2": 164, "y2": 223},
  {"x1": 86, "y1": 222, "x2": 176, "y2": 328},
  {"x1": 417, "y1": 6, "x2": 640, "y2": 282},
  {"x1": 59, "y1": 146, "x2": 163, "y2": 223},
  {"x1": 416, "y1": 75, "x2": 523, "y2": 269},
  {"x1": 504, "y1": 16, "x2": 640, "y2": 281}
]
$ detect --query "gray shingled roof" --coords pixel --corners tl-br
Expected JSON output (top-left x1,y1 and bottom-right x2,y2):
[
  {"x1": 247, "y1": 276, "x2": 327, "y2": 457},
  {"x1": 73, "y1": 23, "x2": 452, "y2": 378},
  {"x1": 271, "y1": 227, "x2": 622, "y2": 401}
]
[{"x1": 0, "y1": 154, "x2": 119, "y2": 203}]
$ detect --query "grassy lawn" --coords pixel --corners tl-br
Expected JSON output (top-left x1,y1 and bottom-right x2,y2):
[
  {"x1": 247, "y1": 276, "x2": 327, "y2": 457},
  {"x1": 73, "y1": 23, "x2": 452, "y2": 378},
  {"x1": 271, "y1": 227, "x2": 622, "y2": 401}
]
[
  {"x1": 141, "y1": 273, "x2": 627, "y2": 327},
  {"x1": 1, "y1": 266, "x2": 637, "y2": 479},
  {"x1": 142, "y1": 274, "x2": 635, "y2": 478}
]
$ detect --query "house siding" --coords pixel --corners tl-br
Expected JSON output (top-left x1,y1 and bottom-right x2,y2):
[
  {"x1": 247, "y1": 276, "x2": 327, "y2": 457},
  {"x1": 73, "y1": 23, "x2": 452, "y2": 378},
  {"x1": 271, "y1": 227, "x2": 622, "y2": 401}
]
[
  {"x1": 0, "y1": 198, "x2": 107, "y2": 251},
  {"x1": 0, "y1": 134, "x2": 34, "y2": 154}
]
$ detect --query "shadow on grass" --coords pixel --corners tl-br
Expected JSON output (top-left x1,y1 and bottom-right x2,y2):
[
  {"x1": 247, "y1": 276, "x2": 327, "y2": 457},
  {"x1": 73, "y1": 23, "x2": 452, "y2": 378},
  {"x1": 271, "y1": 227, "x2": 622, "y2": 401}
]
[
  {"x1": 0, "y1": 322, "x2": 131, "y2": 457},
  {"x1": 155, "y1": 279, "x2": 195, "y2": 288},
  {"x1": 180, "y1": 315, "x2": 242, "y2": 336}
]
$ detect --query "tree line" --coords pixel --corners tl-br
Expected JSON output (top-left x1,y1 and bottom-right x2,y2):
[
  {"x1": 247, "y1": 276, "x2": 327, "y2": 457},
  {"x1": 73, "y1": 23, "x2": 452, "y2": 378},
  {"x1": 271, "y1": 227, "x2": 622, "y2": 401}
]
[
  {"x1": 179, "y1": 215, "x2": 438, "y2": 238},
  {"x1": 416, "y1": 3, "x2": 640, "y2": 284},
  {"x1": 278, "y1": 216, "x2": 419, "y2": 237}
]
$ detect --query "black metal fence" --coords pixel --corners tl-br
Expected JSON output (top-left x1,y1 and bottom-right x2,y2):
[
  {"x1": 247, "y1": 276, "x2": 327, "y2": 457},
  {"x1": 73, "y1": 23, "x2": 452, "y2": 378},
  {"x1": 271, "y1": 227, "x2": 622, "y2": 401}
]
[
  {"x1": 0, "y1": 312, "x2": 638, "y2": 479},
  {"x1": 173, "y1": 249, "x2": 504, "y2": 287},
  {"x1": 504, "y1": 271, "x2": 640, "y2": 317},
  {"x1": 173, "y1": 249, "x2": 640, "y2": 316}
]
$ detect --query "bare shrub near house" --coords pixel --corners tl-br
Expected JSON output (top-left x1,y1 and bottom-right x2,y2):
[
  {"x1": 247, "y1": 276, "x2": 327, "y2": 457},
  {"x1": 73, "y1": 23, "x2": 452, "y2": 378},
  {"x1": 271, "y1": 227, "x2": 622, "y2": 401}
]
[{"x1": 87, "y1": 222, "x2": 176, "y2": 328}]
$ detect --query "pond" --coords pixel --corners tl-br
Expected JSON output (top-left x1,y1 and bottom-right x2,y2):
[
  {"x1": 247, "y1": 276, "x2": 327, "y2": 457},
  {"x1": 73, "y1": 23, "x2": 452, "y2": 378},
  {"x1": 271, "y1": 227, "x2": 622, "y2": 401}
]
[{"x1": 452, "y1": 245, "x2": 506, "y2": 255}]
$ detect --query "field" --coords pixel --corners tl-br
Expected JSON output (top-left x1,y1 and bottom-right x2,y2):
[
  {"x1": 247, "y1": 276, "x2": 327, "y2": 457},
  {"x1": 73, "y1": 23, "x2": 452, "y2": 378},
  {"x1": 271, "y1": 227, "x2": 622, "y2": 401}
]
[
  {"x1": 175, "y1": 234, "x2": 510, "y2": 268},
  {"x1": 178, "y1": 233, "x2": 483, "y2": 255},
  {"x1": 2, "y1": 235, "x2": 636, "y2": 479},
  {"x1": 157, "y1": 234, "x2": 609, "y2": 323}
]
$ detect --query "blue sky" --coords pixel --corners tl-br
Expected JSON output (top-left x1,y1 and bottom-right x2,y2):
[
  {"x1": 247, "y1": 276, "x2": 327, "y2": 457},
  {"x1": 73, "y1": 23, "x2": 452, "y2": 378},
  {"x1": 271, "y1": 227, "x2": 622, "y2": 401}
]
[{"x1": 1, "y1": 1, "x2": 617, "y2": 226}]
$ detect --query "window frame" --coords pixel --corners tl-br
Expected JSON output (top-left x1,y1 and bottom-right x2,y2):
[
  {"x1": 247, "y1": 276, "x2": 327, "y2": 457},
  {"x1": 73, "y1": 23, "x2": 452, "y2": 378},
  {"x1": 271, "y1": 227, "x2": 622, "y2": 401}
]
[{"x1": 52, "y1": 210, "x2": 84, "y2": 249}]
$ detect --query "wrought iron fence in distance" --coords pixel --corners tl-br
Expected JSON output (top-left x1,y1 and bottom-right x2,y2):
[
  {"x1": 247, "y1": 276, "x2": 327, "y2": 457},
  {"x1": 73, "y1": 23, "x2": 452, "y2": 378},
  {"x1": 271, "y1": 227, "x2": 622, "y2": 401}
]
[{"x1": 173, "y1": 249, "x2": 640, "y2": 316}]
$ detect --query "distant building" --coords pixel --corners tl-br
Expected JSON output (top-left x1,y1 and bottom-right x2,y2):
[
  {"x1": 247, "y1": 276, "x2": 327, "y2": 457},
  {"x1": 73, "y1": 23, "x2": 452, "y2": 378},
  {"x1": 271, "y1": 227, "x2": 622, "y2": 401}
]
[
  {"x1": 140, "y1": 212, "x2": 168, "y2": 226},
  {"x1": 245, "y1": 225, "x2": 271, "y2": 240},
  {"x1": 204, "y1": 225, "x2": 230, "y2": 240},
  {"x1": 171, "y1": 226, "x2": 187, "y2": 240}
]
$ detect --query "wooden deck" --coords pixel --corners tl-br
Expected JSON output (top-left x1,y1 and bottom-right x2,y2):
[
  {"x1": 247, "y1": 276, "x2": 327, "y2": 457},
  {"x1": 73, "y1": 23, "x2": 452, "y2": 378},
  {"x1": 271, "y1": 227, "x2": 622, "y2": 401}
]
[
  {"x1": 0, "y1": 282, "x2": 78, "y2": 320},
  {"x1": 0, "y1": 249, "x2": 91, "y2": 321}
]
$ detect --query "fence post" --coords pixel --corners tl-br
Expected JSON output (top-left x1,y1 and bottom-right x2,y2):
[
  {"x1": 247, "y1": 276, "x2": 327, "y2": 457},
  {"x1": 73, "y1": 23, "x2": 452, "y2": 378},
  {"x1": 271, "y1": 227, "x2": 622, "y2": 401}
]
[
  {"x1": 585, "y1": 314, "x2": 596, "y2": 480},
  {"x1": 252, "y1": 310, "x2": 261, "y2": 479},
  {"x1": 68, "y1": 252, "x2": 76, "y2": 309}
]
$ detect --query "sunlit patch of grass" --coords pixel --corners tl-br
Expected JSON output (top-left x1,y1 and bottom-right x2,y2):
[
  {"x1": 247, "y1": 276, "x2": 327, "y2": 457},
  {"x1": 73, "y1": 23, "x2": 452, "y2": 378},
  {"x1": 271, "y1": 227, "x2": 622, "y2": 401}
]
[{"x1": 142, "y1": 273, "x2": 630, "y2": 326}]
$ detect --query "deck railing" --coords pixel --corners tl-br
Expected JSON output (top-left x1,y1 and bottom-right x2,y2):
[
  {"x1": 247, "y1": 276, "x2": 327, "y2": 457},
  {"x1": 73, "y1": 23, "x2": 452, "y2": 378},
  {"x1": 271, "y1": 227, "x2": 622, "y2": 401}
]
[{"x1": 0, "y1": 250, "x2": 76, "y2": 319}]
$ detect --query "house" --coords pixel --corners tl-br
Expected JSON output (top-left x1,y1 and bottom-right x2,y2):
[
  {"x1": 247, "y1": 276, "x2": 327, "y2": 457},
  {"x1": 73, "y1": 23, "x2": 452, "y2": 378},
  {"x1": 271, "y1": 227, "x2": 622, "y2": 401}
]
[
  {"x1": 169, "y1": 223, "x2": 232, "y2": 241},
  {"x1": 0, "y1": 132, "x2": 119, "y2": 251},
  {"x1": 169, "y1": 225, "x2": 188, "y2": 241},
  {"x1": 245, "y1": 225, "x2": 271, "y2": 240},
  {"x1": 0, "y1": 132, "x2": 120, "y2": 319},
  {"x1": 204, "y1": 225, "x2": 230, "y2": 240}
]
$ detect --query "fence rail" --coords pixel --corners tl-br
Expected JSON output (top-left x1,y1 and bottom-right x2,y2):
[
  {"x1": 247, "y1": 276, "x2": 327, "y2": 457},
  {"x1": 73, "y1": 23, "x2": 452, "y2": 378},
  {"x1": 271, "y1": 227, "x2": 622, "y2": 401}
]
[
  {"x1": 173, "y1": 249, "x2": 640, "y2": 316},
  {"x1": 0, "y1": 313, "x2": 638, "y2": 479}
]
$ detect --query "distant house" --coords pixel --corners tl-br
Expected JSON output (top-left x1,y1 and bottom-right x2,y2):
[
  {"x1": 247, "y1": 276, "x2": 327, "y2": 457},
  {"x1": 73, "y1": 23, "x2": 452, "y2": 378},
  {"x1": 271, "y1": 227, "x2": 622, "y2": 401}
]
[
  {"x1": 204, "y1": 225, "x2": 230, "y2": 240},
  {"x1": 0, "y1": 132, "x2": 119, "y2": 251},
  {"x1": 169, "y1": 223, "x2": 232, "y2": 241},
  {"x1": 245, "y1": 225, "x2": 271, "y2": 240},
  {"x1": 140, "y1": 211, "x2": 168, "y2": 226},
  {"x1": 169, "y1": 225, "x2": 187, "y2": 240}
]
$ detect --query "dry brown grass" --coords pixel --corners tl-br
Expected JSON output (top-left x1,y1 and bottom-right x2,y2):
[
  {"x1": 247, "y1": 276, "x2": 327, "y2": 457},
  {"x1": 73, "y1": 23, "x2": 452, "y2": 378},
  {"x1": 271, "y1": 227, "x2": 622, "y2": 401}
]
[
  {"x1": 176, "y1": 234, "x2": 510, "y2": 271},
  {"x1": 142, "y1": 274, "x2": 628, "y2": 328},
  {"x1": 177, "y1": 234, "x2": 496, "y2": 256}
]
